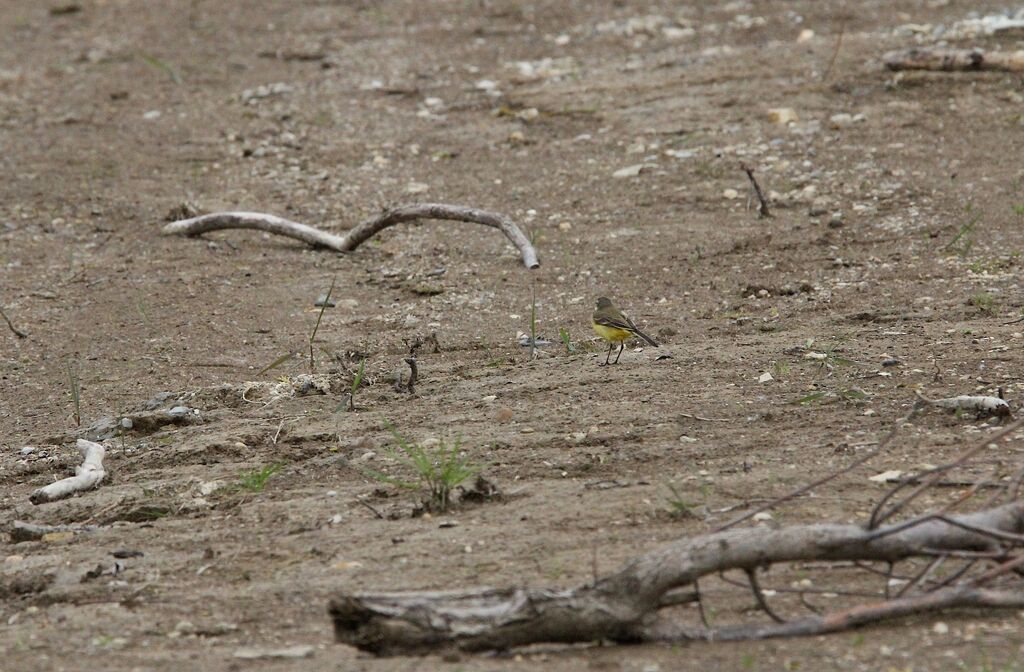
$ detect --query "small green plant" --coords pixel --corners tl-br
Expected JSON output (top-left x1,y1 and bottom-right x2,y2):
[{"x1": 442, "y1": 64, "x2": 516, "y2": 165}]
[
  {"x1": 971, "y1": 292, "x2": 997, "y2": 314},
  {"x1": 238, "y1": 464, "x2": 283, "y2": 493},
  {"x1": 259, "y1": 351, "x2": 297, "y2": 376},
  {"x1": 66, "y1": 359, "x2": 82, "y2": 427},
  {"x1": 942, "y1": 205, "x2": 980, "y2": 258},
  {"x1": 663, "y1": 482, "x2": 699, "y2": 519},
  {"x1": 366, "y1": 423, "x2": 476, "y2": 512},
  {"x1": 559, "y1": 328, "x2": 575, "y2": 354},
  {"x1": 1012, "y1": 204, "x2": 1024, "y2": 217},
  {"x1": 309, "y1": 276, "x2": 336, "y2": 373},
  {"x1": 345, "y1": 358, "x2": 366, "y2": 411},
  {"x1": 140, "y1": 53, "x2": 182, "y2": 84}
]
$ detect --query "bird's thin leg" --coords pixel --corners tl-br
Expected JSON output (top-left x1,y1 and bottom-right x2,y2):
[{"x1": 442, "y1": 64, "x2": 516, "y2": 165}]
[
  {"x1": 604, "y1": 343, "x2": 613, "y2": 365},
  {"x1": 614, "y1": 342, "x2": 624, "y2": 364}
]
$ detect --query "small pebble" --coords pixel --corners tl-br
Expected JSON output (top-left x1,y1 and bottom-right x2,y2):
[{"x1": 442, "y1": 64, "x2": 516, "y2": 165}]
[
  {"x1": 314, "y1": 295, "x2": 336, "y2": 308},
  {"x1": 882, "y1": 358, "x2": 901, "y2": 367},
  {"x1": 19, "y1": 446, "x2": 35, "y2": 456},
  {"x1": 723, "y1": 188, "x2": 739, "y2": 200}
]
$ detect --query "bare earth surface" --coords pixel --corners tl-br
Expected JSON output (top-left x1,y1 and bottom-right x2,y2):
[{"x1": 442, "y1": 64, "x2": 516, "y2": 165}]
[{"x1": 4, "y1": 1, "x2": 1024, "y2": 670}]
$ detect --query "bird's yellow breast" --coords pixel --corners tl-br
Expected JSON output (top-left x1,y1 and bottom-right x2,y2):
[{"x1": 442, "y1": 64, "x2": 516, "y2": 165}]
[{"x1": 592, "y1": 321, "x2": 633, "y2": 343}]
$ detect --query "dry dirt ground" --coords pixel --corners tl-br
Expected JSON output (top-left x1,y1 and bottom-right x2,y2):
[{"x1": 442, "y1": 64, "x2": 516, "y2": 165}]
[{"x1": 5, "y1": 0, "x2": 1024, "y2": 670}]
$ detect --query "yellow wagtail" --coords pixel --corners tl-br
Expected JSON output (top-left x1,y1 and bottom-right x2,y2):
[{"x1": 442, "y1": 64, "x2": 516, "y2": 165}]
[{"x1": 592, "y1": 297, "x2": 659, "y2": 365}]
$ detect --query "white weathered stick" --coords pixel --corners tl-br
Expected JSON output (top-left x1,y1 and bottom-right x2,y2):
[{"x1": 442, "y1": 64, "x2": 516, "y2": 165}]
[
  {"x1": 915, "y1": 391, "x2": 1010, "y2": 418},
  {"x1": 30, "y1": 439, "x2": 107, "y2": 504},
  {"x1": 162, "y1": 203, "x2": 540, "y2": 269},
  {"x1": 884, "y1": 47, "x2": 1024, "y2": 73}
]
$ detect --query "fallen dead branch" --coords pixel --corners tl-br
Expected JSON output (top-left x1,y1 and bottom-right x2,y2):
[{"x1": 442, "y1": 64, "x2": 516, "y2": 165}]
[
  {"x1": 30, "y1": 439, "x2": 107, "y2": 504},
  {"x1": 162, "y1": 203, "x2": 540, "y2": 269},
  {"x1": 884, "y1": 47, "x2": 1024, "y2": 73},
  {"x1": 915, "y1": 390, "x2": 1010, "y2": 418},
  {"x1": 9, "y1": 520, "x2": 99, "y2": 543},
  {"x1": 329, "y1": 502, "x2": 1024, "y2": 654}
]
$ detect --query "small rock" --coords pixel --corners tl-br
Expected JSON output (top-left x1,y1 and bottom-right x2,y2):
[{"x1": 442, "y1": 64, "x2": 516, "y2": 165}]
[
  {"x1": 797, "y1": 28, "x2": 815, "y2": 42},
  {"x1": 869, "y1": 470, "x2": 902, "y2": 483},
  {"x1": 142, "y1": 110, "x2": 161, "y2": 120},
  {"x1": 723, "y1": 188, "x2": 739, "y2": 200},
  {"x1": 612, "y1": 164, "x2": 645, "y2": 178},
  {"x1": 168, "y1": 406, "x2": 191, "y2": 417},
  {"x1": 758, "y1": 372, "x2": 774, "y2": 383},
  {"x1": 753, "y1": 512, "x2": 773, "y2": 521},
  {"x1": 19, "y1": 446, "x2": 35, "y2": 456},
  {"x1": 314, "y1": 294, "x2": 336, "y2": 308},
  {"x1": 933, "y1": 621, "x2": 949, "y2": 635},
  {"x1": 475, "y1": 79, "x2": 497, "y2": 91},
  {"x1": 233, "y1": 645, "x2": 314, "y2": 660},
  {"x1": 679, "y1": 435, "x2": 698, "y2": 443},
  {"x1": 403, "y1": 314, "x2": 420, "y2": 328},
  {"x1": 767, "y1": 108, "x2": 798, "y2": 124},
  {"x1": 828, "y1": 211, "x2": 844, "y2": 228},
  {"x1": 515, "y1": 107, "x2": 539, "y2": 121},
  {"x1": 405, "y1": 182, "x2": 429, "y2": 194},
  {"x1": 882, "y1": 358, "x2": 901, "y2": 367},
  {"x1": 120, "y1": 417, "x2": 133, "y2": 430},
  {"x1": 170, "y1": 620, "x2": 196, "y2": 638},
  {"x1": 330, "y1": 513, "x2": 343, "y2": 525},
  {"x1": 558, "y1": 221, "x2": 572, "y2": 231},
  {"x1": 828, "y1": 112, "x2": 865, "y2": 129},
  {"x1": 808, "y1": 196, "x2": 833, "y2": 217}
]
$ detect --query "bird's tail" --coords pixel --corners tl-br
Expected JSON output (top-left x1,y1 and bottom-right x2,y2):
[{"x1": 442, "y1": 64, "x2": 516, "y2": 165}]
[{"x1": 631, "y1": 328, "x2": 659, "y2": 347}]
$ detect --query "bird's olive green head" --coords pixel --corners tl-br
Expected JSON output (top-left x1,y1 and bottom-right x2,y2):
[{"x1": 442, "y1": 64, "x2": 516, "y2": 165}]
[{"x1": 596, "y1": 297, "x2": 613, "y2": 309}]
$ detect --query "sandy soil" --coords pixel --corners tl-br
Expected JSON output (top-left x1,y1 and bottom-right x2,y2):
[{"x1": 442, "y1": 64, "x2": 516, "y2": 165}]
[{"x1": 4, "y1": 1, "x2": 1024, "y2": 670}]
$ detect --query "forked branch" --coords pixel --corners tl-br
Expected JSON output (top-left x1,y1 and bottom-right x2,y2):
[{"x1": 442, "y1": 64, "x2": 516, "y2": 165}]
[
  {"x1": 329, "y1": 502, "x2": 1024, "y2": 655},
  {"x1": 162, "y1": 203, "x2": 540, "y2": 269}
]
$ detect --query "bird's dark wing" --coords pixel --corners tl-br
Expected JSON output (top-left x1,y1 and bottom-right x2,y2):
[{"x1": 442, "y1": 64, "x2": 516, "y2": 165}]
[{"x1": 594, "y1": 313, "x2": 639, "y2": 333}]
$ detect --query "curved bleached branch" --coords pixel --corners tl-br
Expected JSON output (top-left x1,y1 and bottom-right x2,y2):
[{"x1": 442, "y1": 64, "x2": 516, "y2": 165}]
[
  {"x1": 30, "y1": 439, "x2": 107, "y2": 504},
  {"x1": 162, "y1": 203, "x2": 540, "y2": 269}
]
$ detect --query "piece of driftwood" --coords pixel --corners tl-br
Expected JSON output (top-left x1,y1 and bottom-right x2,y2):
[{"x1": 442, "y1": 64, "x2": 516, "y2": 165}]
[
  {"x1": 329, "y1": 502, "x2": 1024, "y2": 655},
  {"x1": 162, "y1": 203, "x2": 540, "y2": 269},
  {"x1": 884, "y1": 47, "x2": 1024, "y2": 73},
  {"x1": 30, "y1": 439, "x2": 107, "y2": 504}
]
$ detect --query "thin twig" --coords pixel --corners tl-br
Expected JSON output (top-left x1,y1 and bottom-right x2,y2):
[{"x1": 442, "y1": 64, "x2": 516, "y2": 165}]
[
  {"x1": 356, "y1": 497, "x2": 385, "y2": 520},
  {"x1": 716, "y1": 406, "x2": 916, "y2": 532},
  {"x1": 740, "y1": 163, "x2": 771, "y2": 218},
  {"x1": 746, "y1": 568, "x2": 785, "y2": 624},
  {"x1": 403, "y1": 357, "x2": 417, "y2": 394},
  {"x1": 869, "y1": 416, "x2": 1024, "y2": 529},
  {"x1": 896, "y1": 556, "x2": 944, "y2": 598},
  {"x1": 926, "y1": 559, "x2": 978, "y2": 592},
  {"x1": 0, "y1": 305, "x2": 27, "y2": 338},
  {"x1": 679, "y1": 412, "x2": 728, "y2": 422},
  {"x1": 694, "y1": 578, "x2": 710, "y2": 628},
  {"x1": 821, "y1": 23, "x2": 845, "y2": 81}
]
